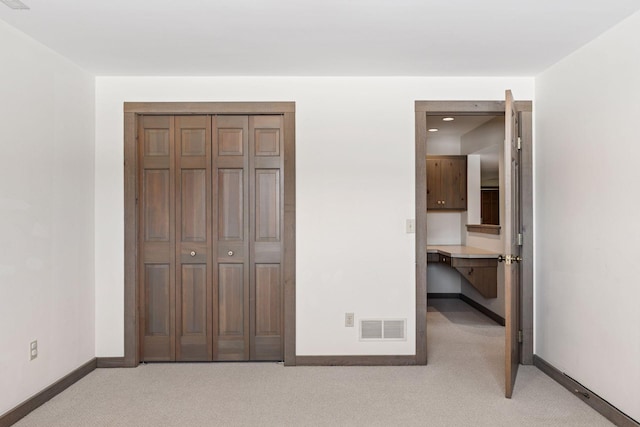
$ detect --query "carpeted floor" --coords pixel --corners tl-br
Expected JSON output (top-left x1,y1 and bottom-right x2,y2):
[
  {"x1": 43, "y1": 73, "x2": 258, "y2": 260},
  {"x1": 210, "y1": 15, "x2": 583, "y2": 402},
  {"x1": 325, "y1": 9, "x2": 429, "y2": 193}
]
[{"x1": 14, "y1": 299, "x2": 612, "y2": 426}]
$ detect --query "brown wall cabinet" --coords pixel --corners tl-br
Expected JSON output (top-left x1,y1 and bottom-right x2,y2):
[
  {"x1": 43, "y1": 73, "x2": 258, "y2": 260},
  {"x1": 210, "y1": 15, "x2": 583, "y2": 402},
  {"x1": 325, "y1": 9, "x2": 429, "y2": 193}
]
[{"x1": 426, "y1": 155, "x2": 467, "y2": 210}]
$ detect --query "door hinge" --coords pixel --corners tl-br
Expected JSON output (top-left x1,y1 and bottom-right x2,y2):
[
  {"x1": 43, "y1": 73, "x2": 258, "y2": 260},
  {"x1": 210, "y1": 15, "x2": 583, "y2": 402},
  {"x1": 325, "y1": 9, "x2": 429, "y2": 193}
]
[
  {"x1": 517, "y1": 233, "x2": 523, "y2": 246},
  {"x1": 518, "y1": 330, "x2": 523, "y2": 343},
  {"x1": 517, "y1": 137, "x2": 522, "y2": 150}
]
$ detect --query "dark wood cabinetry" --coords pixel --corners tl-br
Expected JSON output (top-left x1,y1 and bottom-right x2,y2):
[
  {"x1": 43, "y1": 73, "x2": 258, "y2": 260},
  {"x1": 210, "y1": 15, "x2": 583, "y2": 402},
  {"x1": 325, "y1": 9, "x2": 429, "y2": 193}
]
[
  {"x1": 426, "y1": 155, "x2": 467, "y2": 210},
  {"x1": 427, "y1": 246, "x2": 498, "y2": 299}
]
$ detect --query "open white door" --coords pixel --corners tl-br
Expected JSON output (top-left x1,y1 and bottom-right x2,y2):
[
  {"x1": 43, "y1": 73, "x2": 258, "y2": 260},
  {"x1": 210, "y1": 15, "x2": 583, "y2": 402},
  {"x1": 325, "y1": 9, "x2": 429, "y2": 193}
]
[{"x1": 503, "y1": 90, "x2": 522, "y2": 398}]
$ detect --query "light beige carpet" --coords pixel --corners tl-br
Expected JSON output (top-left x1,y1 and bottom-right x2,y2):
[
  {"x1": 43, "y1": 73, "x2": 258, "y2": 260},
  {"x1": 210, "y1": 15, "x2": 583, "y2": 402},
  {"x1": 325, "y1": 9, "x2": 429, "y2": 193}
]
[{"x1": 14, "y1": 299, "x2": 612, "y2": 426}]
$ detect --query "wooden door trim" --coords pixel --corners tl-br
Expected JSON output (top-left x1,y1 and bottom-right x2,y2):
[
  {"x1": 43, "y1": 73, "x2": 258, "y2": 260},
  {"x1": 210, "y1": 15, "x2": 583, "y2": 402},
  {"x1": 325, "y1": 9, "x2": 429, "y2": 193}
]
[
  {"x1": 124, "y1": 102, "x2": 295, "y2": 114},
  {"x1": 124, "y1": 102, "x2": 296, "y2": 367},
  {"x1": 414, "y1": 100, "x2": 533, "y2": 366}
]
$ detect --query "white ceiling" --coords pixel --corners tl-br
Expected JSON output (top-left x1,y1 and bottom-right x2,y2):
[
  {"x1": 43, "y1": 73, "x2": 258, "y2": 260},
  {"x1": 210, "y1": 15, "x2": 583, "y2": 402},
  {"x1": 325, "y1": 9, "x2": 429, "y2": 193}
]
[
  {"x1": 1, "y1": 0, "x2": 639, "y2": 76},
  {"x1": 426, "y1": 116, "x2": 497, "y2": 137}
]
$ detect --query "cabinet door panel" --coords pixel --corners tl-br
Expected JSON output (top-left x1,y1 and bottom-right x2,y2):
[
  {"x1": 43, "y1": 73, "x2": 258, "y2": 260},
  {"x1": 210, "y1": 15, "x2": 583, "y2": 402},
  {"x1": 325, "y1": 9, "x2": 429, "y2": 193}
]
[
  {"x1": 441, "y1": 157, "x2": 466, "y2": 210},
  {"x1": 426, "y1": 156, "x2": 466, "y2": 211},
  {"x1": 426, "y1": 158, "x2": 441, "y2": 209}
]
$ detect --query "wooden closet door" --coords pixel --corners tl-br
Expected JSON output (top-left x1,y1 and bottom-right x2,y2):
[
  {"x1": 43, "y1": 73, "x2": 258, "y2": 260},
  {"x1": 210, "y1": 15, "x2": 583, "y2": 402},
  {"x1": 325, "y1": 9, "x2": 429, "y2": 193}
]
[
  {"x1": 139, "y1": 116, "x2": 176, "y2": 361},
  {"x1": 213, "y1": 116, "x2": 250, "y2": 361},
  {"x1": 250, "y1": 116, "x2": 284, "y2": 361},
  {"x1": 175, "y1": 116, "x2": 213, "y2": 361}
]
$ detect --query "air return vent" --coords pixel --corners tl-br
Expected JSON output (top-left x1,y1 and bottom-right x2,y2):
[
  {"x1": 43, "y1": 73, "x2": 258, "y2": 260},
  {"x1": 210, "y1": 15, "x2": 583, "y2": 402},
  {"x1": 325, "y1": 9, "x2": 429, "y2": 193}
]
[{"x1": 360, "y1": 319, "x2": 406, "y2": 341}]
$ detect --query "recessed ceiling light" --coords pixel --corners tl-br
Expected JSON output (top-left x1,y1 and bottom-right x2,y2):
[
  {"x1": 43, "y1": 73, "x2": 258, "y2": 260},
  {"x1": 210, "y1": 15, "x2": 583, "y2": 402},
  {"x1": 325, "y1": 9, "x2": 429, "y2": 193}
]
[
  {"x1": 0, "y1": 0, "x2": 29, "y2": 9},
  {"x1": 428, "y1": 128, "x2": 439, "y2": 132},
  {"x1": 442, "y1": 117, "x2": 454, "y2": 122}
]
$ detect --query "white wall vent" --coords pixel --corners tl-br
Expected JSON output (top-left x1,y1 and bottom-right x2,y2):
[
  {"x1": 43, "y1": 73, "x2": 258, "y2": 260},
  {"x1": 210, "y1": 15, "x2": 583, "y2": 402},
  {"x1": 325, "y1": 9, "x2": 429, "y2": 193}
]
[{"x1": 360, "y1": 319, "x2": 406, "y2": 341}]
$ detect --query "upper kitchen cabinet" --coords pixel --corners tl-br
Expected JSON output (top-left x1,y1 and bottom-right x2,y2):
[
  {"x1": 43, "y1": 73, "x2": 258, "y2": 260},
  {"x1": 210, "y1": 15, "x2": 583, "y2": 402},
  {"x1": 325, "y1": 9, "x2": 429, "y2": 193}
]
[{"x1": 427, "y1": 155, "x2": 467, "y2": 211}]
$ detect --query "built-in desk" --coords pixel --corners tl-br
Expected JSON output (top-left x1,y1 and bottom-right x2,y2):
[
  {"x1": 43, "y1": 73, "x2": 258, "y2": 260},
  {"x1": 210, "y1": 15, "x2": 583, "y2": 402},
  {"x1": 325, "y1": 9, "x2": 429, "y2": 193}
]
[{"x1": 427, "y1": 245, "x2": 500, "y2": 298}]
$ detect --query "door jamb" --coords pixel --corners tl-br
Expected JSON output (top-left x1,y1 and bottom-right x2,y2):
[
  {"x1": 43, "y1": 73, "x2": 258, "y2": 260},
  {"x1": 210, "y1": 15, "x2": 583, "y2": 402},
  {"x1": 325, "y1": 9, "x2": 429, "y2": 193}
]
[
  {"x1": 123, "y1": 102, "x2": 296, "y2": 367},
  {"x1": 414, "y1": 100, "x2": 533, "y2": 365}
]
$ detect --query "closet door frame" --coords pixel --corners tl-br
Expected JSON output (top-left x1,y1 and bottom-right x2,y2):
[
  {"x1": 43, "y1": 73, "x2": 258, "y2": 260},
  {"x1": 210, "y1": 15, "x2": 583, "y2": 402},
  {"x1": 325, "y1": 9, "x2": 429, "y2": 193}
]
[{"x1": 124, "y1": 102, "x2": 296, "y2": 367}]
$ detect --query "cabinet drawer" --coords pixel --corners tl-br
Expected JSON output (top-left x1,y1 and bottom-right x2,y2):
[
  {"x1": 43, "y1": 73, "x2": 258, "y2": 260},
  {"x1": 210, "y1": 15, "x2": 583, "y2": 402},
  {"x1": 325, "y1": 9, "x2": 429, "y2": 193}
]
[
  {"x1": 427, "y1": 253, "x2": 440, "y2": 263},
  {"x1": 450, "y1": 257, "x2": 497, "y2": 268}
]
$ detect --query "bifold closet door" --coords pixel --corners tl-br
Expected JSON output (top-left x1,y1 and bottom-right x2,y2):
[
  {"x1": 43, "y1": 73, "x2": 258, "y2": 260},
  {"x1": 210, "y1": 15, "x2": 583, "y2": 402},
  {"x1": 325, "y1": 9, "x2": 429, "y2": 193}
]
[
  {"x1": 213, "y1": 116, "x2": 250, "y2": 361},
  {"x1": 139, "y1": 115, "x2": 176, "y2": 361},
  {"x1": 212, "y1": 115, "x2": 284, "y2": 361},
  {"x1": 175, "y1": 116, "x2": 213, "y2": 361},
  {"x1": 250, "y1": 116, "x2": 284, "y2": 361},
  {"x1": 139, "y1": 114, "x2": 284, "y2": 362}
]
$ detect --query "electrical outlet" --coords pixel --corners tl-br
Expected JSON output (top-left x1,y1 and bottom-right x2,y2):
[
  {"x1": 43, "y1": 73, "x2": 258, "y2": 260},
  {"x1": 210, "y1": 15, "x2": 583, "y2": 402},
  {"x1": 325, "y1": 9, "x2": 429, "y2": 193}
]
[
  {"x1": 345, "y1": 313, "x2": 354, "y2": 327},
  {"x1": 406, "y1": 219, "x2": 415, "y2": 233},
  {"x1": 30, "y1": 340, "x2": 37, "y2": 361}
]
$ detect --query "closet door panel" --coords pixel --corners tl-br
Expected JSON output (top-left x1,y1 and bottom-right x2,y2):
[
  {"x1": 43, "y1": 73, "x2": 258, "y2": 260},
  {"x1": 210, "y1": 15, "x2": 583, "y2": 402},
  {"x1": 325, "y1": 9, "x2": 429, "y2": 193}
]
[
  {"x1": 139, "y1": 115, "x2": 176, "y2": 362},
  {"x1": 175, "y1": 116, "x2": 212, "y2": 361},
  {"x1": 216, "y1": 264, "x2": 246, "y2": 360},
  {"x1": 254, "y1": 264, "x2": 282, "y2": 360},
  {"x1": 255, "y1": 169, "x2": 280, "y2": 241},
  {"x1": 143, "y1": 170, "x2": 170, "y2": 241},
  {"x1": 142, "y1": 264, "x2": 173, "y2": 360},
  {"x1": 218, "y1": 169, "x2": 244, "y2": 241},
  {"x1": 250, "y1": 116, "x2": 284, "y2": 361},
  {"x1": 181, "y1": 170, "x2": 207, "y2": 242},
  {"x1": 213, "y1": 116, "x2": 250, "y2": 361}
]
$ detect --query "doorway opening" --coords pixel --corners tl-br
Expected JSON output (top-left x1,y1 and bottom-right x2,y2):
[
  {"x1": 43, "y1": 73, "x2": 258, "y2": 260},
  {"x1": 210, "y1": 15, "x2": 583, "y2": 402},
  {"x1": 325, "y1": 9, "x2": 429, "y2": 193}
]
[{"x1": 414, "y1": 96, "x2": 533, "y2": 397}]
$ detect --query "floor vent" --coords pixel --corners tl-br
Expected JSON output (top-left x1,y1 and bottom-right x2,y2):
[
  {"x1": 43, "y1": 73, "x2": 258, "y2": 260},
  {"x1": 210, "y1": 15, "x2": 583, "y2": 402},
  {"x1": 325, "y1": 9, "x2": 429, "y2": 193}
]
[{"x1": 360, "y1": 319, "x2": 406, "y2": 341}]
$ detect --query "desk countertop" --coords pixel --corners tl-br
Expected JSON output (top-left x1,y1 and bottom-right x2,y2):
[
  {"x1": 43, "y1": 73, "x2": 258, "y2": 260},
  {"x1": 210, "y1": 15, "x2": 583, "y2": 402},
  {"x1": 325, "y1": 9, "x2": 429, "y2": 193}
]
[{"x1": 427, "y1": 245, "x2": 500, "y2": 259}]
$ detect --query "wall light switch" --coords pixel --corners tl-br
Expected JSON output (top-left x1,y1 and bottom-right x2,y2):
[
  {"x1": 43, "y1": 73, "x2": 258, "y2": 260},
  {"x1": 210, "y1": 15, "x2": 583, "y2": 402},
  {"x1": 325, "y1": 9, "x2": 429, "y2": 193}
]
[{"x1": 406, "y1": 219, "x2": 415, "y2": 233}]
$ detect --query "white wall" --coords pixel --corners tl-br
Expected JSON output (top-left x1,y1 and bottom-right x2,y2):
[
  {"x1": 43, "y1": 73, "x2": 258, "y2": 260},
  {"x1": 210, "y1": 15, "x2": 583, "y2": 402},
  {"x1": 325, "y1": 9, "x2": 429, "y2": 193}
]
[
  {"x1": 0, "y1": 21, "x2": 95, "y2": 415},
  {"x1": 95, "y1": 76, "x2": 533, "y2": 356},
  {"x1": 535, "y1": 10, "x2": 640, "y2": 421},
  {"x1": 466, "y1": 155, "x2": 482, "y2": 226}
]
